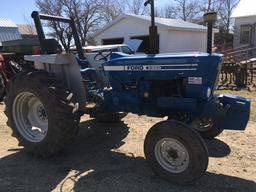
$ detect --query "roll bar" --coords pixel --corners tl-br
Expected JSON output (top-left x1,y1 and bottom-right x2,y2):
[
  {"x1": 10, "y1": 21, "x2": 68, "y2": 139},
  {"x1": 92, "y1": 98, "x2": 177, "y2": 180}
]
[{"x1": 31, "y1": 11, "x2": 85, "y2": 60}]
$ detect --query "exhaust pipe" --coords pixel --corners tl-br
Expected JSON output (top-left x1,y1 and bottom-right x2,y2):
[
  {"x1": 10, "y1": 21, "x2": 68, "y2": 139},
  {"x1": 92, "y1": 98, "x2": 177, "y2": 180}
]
[
  {"x1": 203, "y1": 12, "x2": 217, "y2": 54},
  {"x1": 144, "y1": 0, "x2": 159, "y2": 54}
]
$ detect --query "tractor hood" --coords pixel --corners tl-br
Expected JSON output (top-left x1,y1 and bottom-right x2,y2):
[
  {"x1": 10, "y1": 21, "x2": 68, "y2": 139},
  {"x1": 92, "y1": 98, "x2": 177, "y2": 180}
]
[{"x1": 104, "y1": 52, "x2": 223, "y2": 101}]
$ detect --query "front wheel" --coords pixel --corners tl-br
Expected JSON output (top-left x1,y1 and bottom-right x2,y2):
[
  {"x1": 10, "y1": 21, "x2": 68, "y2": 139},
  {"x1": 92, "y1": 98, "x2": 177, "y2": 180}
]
[{"x1": 144, "y1": 120, "x2": 209, "y2": 185}]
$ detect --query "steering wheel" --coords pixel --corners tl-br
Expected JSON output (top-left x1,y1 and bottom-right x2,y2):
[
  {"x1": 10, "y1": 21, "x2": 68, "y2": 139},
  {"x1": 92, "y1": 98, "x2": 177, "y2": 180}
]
[{"x1": 94, "y1": 51, "x2": 111, "y2": 62}]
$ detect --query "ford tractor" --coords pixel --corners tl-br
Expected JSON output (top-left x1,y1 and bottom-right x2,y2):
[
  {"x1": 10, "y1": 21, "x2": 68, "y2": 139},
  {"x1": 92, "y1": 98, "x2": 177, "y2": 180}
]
[{"x1": 4, "y1": 11, "x2": 251, "y2": 185}]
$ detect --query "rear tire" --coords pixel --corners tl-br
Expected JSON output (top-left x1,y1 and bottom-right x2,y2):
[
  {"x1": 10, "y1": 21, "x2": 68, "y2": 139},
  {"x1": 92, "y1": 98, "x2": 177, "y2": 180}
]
[
  {"x1": 144, "y1": 120, "x2": 209, "y2": 185},
  {"x1": 4, "y1": 70, "x2": 80, "y2": 157}
]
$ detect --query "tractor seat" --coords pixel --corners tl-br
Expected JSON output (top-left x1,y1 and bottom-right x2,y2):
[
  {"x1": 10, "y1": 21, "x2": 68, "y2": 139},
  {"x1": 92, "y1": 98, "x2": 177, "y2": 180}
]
[
  {"x1": 80, "y1": 68, "x2": 96, "y2": 78},
  {"x1": 76, "y1": 57, "x2": 96, "y2": 78}
]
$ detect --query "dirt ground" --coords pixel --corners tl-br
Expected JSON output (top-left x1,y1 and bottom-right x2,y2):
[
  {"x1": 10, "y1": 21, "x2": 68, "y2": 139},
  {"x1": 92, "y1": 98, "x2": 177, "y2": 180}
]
[{"x1": 0, "y1": 103, "x2": 255, "y2": 192}]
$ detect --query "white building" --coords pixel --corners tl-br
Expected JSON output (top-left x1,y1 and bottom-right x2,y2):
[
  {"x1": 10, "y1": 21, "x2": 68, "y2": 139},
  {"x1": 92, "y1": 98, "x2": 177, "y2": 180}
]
[
  {"x1": 93, "y1": 14, "x2": 216, "y2": 53},
  {"x1": 232, "y1": 0, "x2": 256, "y2": 48}
]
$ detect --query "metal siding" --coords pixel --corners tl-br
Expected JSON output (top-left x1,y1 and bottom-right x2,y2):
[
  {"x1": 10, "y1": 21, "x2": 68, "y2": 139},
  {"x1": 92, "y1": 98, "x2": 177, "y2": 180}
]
[
  {"x1": 0, "y1": 27, "x2": 22, "y2": 43},
  {"x1": 0, "y1": 19, "x2": 21, "y2": 44}
]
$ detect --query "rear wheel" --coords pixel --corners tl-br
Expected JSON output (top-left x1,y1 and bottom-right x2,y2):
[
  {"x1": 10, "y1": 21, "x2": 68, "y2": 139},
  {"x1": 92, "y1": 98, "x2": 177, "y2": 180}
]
[
  {"x1": 4, "y1": 70, "x2": 80, "y2": 157},
  {"x1": 144, "y1": 120, "x2": 208, "y2": 185}
]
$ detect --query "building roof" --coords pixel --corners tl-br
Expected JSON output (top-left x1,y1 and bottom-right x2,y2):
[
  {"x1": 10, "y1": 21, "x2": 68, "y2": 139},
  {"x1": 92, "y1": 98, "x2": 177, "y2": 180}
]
[
  {"x1": 136, "y1": 14, "x2": 207, "y2": 30},
  {"x1": 0, "y1": 19, "x2": 21, "y2": 44},
  {"x1": 232, "y1": 0, "x2": 256, "y2": 18},
  {"x1": 93, "y1": 14, "x2": 212, "y2": 38},
  {"x1": 0, "y1": 18, "x2": 17, "y2": 28},
  {"x1": 17, "y1": 24, "x2": 37, "y2": 36}
]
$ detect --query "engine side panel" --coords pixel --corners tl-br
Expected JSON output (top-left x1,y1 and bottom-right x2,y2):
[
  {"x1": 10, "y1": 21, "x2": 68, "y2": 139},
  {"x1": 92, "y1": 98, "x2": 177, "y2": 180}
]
[{"x1": 102, "y1": 52, "x2": 223, "y2": 116}]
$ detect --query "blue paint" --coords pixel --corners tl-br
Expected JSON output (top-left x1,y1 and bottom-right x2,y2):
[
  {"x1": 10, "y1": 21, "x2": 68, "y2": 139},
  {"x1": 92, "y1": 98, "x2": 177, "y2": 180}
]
[
  {"x1": 84, "y1": 52, "x2": 250, "y2": 131},
  {"x1": 216, "y1": 94, "x2": 251, "y2": 130}
]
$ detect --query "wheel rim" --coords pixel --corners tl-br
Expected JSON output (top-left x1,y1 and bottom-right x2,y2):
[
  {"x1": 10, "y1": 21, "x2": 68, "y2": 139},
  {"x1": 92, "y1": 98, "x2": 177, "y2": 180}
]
[
  {"x1": 193, "y1": 117, "x2": 214, "y2": 132},
  {"x1": 12, "y1": 92, "x2": 48, "y2": 143},
  {"x1": 154, "y1": 138, "x2": 189, "y2": 173}
]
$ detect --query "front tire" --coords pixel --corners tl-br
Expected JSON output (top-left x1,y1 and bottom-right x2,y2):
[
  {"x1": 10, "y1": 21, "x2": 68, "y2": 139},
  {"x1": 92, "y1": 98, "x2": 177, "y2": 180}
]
[
  {"x1": 4, "y1": 70, "x2": 80, "y2": 157},
  {"x1": 144, "y1": 120, "x2": 209, "y2": 185}
]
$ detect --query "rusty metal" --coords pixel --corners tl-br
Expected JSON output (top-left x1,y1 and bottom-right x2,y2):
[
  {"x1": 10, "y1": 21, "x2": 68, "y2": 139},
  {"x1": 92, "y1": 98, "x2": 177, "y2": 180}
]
[{"x1": 218, "y1": 47, "x2": 256, "y2": 89}]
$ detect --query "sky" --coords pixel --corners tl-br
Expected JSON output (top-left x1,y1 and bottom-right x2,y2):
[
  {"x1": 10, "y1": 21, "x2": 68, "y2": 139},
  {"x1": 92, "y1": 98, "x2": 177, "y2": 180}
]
[
  {"x1": 232, "y1": 0, "x2": 256, "y2": 17},
  {"x1": 0, "y1": 0, "x2": 169, "y2": 24},
  {"x1": 0, "y1": 0, "x2": 37, "y2": 24}
]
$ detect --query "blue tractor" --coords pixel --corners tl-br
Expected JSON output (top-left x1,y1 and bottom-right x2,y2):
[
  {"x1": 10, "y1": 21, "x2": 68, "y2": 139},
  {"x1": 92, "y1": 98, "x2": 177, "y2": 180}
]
[{"x1": 4, "y1": 11, "x2": 251, "y2": 185}]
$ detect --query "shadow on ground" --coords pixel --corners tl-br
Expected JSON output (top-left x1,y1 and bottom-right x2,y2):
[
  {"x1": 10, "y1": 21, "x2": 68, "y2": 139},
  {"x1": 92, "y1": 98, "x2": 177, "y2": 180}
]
[
  {"x1": 205, "y1": 138, "x2": 231, "y2": 158},
  {"x1": 0, "y1": 119, "x2": 255, "y2": 192}
]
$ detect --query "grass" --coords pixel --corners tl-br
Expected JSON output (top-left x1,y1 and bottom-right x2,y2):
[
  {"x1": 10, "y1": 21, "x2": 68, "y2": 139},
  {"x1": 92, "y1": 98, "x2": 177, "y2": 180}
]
[{"x1": 216, "y1": 89, "x2": 256, "y2": 122}]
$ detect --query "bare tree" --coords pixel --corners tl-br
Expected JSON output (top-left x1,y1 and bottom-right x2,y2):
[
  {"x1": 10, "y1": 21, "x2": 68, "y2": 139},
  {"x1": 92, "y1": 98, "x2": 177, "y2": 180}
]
[
  {"x1": 200, "y1": 0, "x2": 239, "y2": 33},
  {"x1": 36, "y1": 0, "x2": 116, "y2": 50},
  {"x1": 218, "y1": 0, "x2": 239, "y2": 33},
  {"x1": 100, "y1": 0, "x2": 125, "y2": 22},
  {"x1": 126, "y1": 0, "x2": 149, "y2": 15},
  {"x1": 162, "y1": 5, "x2": 177, "y2": 19},
  {"x1": 36, "y1": 0, "x2": 73, "y2": 51},
  {"x1": 23, "y1": 16, "x2": 37, "y2": 36},
  {"x1": 163, "y1": 0, "x2": 202, "y2": 22},
  {"x1": 101, "y1": 0, "x2": 150, "y2": 21},
  {"x1": 35, "y1": 0, "x2": 153, "y2": 50},
  {"x1": 202, "y1": 0, "x2": 222, "y2": 12},
  {"x1": 63, "y1": 0, "x2": 108, "y2": 46}
]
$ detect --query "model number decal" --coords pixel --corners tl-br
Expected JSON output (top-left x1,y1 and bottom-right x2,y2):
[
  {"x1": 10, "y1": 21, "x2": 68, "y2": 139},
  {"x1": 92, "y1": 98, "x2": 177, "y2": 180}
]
[
  {"x1": 125, "y1": 65, "x2": 162, "y2": 71},
  {"x1": 125, "y1": 65, "x2": 144, "y2": 71},
  {"x1": 104, "y1": 64, "x2": 198, "y2": 71},
  {"x1": 125, "y1": 65, "x2": 197, "y2": 71},
  {"x1": 188, "y1": 77, "x2": 202, "y2": 85}
]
